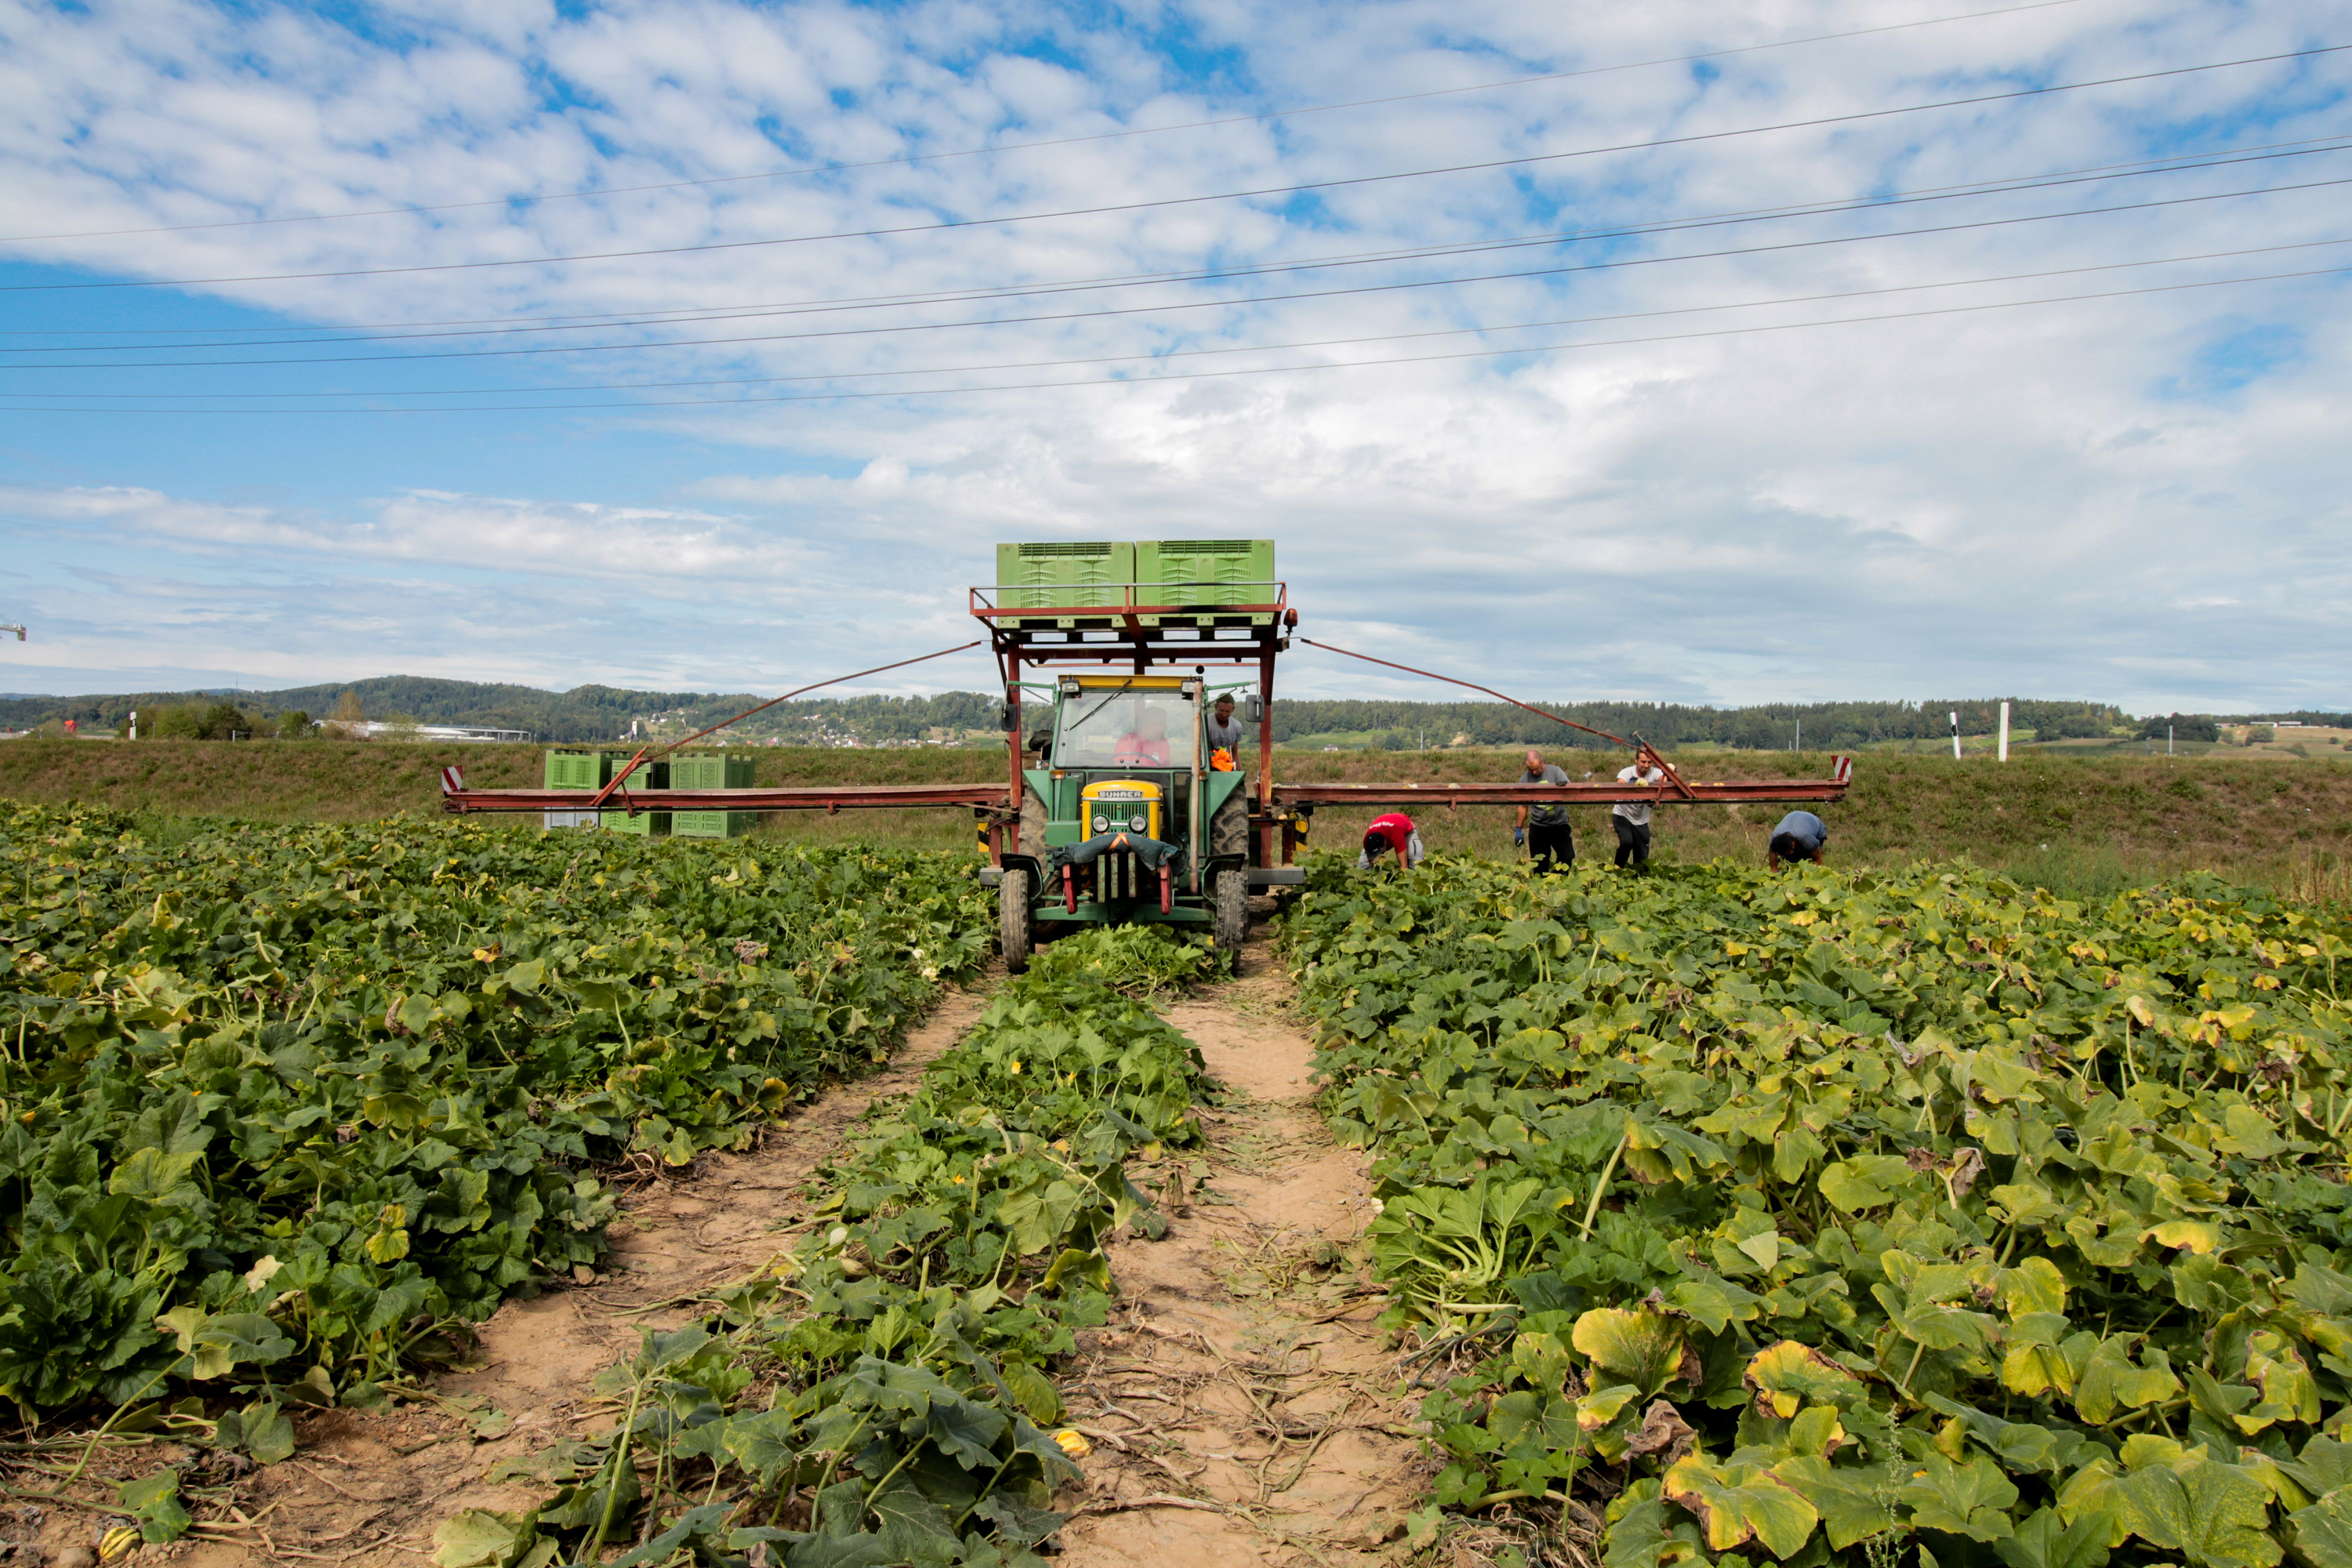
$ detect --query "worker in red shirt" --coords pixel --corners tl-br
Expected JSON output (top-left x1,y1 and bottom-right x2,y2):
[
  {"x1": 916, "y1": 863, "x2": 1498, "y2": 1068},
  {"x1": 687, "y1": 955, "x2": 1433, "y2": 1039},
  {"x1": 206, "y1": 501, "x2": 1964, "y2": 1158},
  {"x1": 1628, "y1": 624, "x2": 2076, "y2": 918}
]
[{"x1": 1357, "y1": 811, "x2": 1425, "y2": 870}]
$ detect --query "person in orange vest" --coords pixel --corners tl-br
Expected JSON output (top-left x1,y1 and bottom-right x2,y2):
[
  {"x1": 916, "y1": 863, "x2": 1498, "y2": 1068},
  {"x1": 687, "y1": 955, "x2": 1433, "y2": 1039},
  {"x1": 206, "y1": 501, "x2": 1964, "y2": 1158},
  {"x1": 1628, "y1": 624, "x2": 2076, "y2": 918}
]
[{"x1": 1357, "y1": 811, "x2": 1425, "y2": 870}]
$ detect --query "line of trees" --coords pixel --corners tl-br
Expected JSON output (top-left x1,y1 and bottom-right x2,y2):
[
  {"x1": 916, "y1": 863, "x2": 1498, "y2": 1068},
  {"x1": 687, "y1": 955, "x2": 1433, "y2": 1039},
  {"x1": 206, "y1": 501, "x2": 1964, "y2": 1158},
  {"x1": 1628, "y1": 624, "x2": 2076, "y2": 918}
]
[{"x1": 5, "y1": 677, "x2": 2338, "y2": 747}]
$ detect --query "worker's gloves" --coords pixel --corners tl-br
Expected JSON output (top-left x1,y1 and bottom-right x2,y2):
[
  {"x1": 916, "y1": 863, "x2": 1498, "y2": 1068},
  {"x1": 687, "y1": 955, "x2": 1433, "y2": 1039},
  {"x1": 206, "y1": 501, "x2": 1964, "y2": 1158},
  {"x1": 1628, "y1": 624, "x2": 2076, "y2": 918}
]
[{"x1": 1512, "y1": 827, "x2": 1526, "y2": 848}]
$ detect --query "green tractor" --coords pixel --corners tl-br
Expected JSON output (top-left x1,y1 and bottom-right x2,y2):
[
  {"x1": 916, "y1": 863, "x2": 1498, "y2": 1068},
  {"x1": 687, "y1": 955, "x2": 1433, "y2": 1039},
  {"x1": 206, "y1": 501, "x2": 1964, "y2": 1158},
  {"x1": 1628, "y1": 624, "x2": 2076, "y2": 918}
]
[{"x1": 975, "y1": 539, "x2": 1299, "y2": 973}]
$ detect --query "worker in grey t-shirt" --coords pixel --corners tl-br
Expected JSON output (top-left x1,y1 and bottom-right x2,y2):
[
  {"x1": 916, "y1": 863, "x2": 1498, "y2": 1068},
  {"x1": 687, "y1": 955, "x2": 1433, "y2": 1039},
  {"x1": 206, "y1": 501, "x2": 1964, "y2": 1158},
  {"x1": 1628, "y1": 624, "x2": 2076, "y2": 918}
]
[
  {"x1": 1613, "y1": 760, "x2": 1665, "y2": 867},
  {"x1": 1203, "y1": 692, "x2": 1248, "y2": 760},
  {"x1": 1513, "y1": 749, "x2": 1574, "y2": 872}
]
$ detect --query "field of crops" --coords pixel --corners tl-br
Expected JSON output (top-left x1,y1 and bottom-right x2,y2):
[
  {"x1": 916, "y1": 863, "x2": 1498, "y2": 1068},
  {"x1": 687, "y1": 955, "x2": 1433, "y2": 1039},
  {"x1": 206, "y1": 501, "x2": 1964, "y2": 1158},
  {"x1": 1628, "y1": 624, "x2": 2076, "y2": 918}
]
[
  {"x1": 423, "y1": 926, "x2": 1216, "y2": 1568},
  {"x1": 0, "y1": 804, "x2": 991, "y2": 1494},
  {"x1": 1279, "y1": 854, "x2": 2352, "y2": 1566}
]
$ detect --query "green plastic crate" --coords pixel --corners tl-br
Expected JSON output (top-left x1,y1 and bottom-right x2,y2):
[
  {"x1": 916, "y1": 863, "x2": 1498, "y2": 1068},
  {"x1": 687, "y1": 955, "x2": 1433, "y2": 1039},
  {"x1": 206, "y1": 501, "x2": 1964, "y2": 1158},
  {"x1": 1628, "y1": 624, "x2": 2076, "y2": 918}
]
[
  {"x1": 603, "y1": 757, "x2": 670, "y2": 837},
  {"x1": 670, "y1": 753, "x2": 757, "y2": 837},
  {"x1": 1134, "y1": 539, "x2": 1276, "y2": 624},
  {"x1": 544, "y1": 749, "x2": 637, "y2": 830},
  {"x1": 545, "y1": 749, "x2": 630, "y2": 789},
  {"x1": 995, "y1": 541, "x2": 1135, "y2": 627}
]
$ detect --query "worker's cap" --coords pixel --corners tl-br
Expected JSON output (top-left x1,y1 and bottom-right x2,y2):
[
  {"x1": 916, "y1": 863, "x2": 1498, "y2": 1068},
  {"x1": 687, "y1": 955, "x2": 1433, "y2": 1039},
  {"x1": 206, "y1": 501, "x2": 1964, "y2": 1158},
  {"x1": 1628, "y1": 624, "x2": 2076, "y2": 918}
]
[{"x1": 1362, "y1": 829, "x2": 1388, "y2": 853}]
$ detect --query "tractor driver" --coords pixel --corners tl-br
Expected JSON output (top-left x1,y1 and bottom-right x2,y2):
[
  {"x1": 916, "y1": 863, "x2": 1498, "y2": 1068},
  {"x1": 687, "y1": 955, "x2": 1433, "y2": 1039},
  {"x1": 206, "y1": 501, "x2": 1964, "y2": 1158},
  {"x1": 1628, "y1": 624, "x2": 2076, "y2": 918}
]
[{"x1": 1112, "y1": 706, "x2": 1173, "y2": 767}]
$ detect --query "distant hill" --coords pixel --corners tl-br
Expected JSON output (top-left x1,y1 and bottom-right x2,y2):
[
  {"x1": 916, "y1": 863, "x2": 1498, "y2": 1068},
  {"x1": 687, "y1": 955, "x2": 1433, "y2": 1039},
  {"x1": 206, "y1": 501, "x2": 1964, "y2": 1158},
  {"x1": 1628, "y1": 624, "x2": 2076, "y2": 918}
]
[{"x1": 0, "y1": 677, "x2": 2337, "y2": 749}]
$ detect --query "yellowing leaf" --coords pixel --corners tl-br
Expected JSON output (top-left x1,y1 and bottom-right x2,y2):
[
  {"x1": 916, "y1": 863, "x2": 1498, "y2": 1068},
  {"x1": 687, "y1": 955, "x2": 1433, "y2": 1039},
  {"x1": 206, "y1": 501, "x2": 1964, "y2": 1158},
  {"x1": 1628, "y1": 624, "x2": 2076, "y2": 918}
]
[
  {"x1": 1998, "y1": 1256, "x2": 2069, "y2": 1318},
  {"x1": 1577, "y1": 1384, "x2": 1639, "y2": 1432},
  {"x1": 2143, "y1": 1219, "x2": 2221, "y2": 1255},
  {"x1": 1744, "y1": 1340, "x2": 1861, "y2": 1420},
  {"x1": 1662, "y1": 1452, "x2": 1819, "y2": 1559},
  {"x1": 1572, "y1": 1308, "x2": 1686, "y2": 1396}
]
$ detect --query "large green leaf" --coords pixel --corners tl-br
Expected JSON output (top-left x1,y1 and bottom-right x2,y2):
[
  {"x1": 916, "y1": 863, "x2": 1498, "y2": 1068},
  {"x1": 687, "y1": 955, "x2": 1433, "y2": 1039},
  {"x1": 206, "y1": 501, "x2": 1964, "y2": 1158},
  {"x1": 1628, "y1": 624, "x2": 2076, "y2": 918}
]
[
  {"x1": 927, "y1": 1394, "x2": 1010, "y2": 1470},
  {"x1": 1899, "y1": 1452, "x2": 2020, "y2": 1541},
  {"x1": 2288, "y1": 1489, "x2": 2352, "y2": 1568},
  {"x1": 2114, "y1": 1450, "x2": 2281, "y2": 1568},
  {"x1": 1995, "y1": 1506, "x2": 2113, "y2": 1568},
  {"x1": 2074, "y1": 1337, "x2": 2182, "y2": 1425},
  {"x1": 1773, "y1": 1454, "x2": 1900, "y2": 1550}
]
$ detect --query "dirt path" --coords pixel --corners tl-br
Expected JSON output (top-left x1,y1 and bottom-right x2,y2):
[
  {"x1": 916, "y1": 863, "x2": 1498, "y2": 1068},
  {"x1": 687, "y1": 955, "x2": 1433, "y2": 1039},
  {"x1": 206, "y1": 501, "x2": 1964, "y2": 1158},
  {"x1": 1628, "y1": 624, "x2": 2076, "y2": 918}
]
[
  {"x1": 167, "y1": 983, "x2": 995, "y2": 1568},
  {"x1": 145, "y1": 933, "x2": 1426, "y2": 1567},
  {"x1": 1053, "y1": 938, "x2": 1425, "y2": 1566}
]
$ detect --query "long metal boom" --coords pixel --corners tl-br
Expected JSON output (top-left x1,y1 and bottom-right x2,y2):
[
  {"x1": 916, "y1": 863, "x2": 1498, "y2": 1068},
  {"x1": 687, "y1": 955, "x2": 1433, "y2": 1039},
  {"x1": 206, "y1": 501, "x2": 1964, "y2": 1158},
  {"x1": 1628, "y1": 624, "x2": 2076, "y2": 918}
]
[
  {"x1": 1272, "y1": 771, "x2": 1852, "y2": 809},
  {"x1": 441, "y1": 782, "x2": 1011, "y2": 815}
]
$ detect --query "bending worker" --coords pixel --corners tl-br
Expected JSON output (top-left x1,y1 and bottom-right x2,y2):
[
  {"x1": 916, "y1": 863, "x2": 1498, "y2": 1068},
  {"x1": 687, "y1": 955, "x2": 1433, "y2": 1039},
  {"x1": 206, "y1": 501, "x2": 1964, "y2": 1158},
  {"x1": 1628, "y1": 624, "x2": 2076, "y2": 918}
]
[
  {"x1": 1613, "y1": 757, "x2": 1667, "y2": 867},
  {"x1": 1513, "y1": 749, "x2": 1574, "y2": 872},
  {"x1": 1359, "y1": 811, "x2": 1425, "y2": 870},
  {"x1": 1767, "y1": 810, "x2": 1829, "y2": 869}
]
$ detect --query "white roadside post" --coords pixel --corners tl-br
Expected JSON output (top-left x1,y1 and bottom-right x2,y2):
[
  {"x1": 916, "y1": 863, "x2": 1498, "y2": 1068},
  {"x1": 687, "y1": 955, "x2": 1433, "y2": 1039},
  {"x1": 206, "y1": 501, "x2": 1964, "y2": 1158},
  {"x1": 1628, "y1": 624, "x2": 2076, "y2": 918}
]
[
  {"x1": 1999, "y1": 702, "x2": 2010, "y2": 763},
  {"x1": 1951, "y1": 710, "x2": 1961, "y2": 760},
  {"x1": 129, "y1": 708, "x2": 137, "y2": 741}
]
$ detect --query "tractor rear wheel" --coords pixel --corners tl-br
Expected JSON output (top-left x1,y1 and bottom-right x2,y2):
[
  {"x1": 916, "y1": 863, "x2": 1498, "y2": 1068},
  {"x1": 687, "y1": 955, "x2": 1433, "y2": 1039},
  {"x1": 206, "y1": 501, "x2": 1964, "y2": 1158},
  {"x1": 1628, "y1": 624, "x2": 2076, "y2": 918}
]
[
  {"x1": 1000, "y1": 866, "x2": 1033, "y2": 975},
  {"x1": 1214, "y1": 867, "x2": 1248, "y2": 968}
]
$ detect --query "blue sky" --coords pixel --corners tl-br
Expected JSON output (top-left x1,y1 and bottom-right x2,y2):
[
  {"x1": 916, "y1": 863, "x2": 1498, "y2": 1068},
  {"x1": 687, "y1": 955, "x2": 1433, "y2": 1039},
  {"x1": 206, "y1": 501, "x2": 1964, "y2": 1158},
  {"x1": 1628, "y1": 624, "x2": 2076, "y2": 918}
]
[{"x1": 0, "y1": 0, "x2": 2347, "y2": 713}]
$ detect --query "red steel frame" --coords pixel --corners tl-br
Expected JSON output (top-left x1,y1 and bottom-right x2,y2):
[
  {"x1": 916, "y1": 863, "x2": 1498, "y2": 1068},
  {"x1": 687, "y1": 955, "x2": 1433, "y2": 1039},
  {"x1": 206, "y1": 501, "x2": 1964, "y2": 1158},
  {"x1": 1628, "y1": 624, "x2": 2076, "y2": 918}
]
[
  {"x1": 440, "y1": 579, "x2": 1857, "y2": 854},
  {"x1": 967, "y1": 579, "x2": 1293, "y2": 866}
]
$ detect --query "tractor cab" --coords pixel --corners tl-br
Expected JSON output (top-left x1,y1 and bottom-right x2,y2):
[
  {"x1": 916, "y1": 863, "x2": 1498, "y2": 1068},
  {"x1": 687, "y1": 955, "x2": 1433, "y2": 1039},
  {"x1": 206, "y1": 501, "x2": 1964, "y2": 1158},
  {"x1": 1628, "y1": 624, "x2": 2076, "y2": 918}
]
[{"x1": 1005, "y1": 673, "x2": 1254, "y2": 956}]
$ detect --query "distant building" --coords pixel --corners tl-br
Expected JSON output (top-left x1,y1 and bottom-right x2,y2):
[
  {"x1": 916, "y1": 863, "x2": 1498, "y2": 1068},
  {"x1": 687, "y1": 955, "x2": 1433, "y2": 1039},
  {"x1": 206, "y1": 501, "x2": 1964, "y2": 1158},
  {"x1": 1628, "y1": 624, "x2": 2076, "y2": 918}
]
[{"x1": 327, "y1": 720, "x2": 534, "y2": 742}]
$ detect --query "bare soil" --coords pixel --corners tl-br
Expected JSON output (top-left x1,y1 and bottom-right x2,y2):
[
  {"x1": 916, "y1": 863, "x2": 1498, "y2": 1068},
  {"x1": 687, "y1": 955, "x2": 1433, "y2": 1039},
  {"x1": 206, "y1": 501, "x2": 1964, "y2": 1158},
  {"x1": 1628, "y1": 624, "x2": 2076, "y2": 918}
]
[
  {"x1": 1051, "y1": 942, "x2": 1425, "y2": 1566},
  {"x1": 106, "y1": 985, "x2": 993, "y2": 1568},
  {"x1": 49, "y1": 927, "x2": 1425, "y2": 1566}
]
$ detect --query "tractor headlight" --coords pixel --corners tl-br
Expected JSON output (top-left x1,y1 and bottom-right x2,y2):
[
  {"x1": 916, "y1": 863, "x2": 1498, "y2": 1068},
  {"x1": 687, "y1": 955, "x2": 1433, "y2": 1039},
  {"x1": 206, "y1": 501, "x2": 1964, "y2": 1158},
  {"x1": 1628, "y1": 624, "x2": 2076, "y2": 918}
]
[
  {"x1": 1130, "y1": 814, "x2": 1147, "y2": 833},
  {"x1": 1092, "y1": 814, "x2": 1109, "y2": 833}
]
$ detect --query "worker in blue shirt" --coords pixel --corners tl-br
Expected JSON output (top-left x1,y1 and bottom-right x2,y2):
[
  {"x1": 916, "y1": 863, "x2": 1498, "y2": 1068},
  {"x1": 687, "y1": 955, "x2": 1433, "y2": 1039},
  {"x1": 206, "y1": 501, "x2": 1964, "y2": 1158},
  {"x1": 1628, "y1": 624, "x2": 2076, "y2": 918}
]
[{"x1": 1767, "y1": 811, "x2": 1829, "y2": 869}]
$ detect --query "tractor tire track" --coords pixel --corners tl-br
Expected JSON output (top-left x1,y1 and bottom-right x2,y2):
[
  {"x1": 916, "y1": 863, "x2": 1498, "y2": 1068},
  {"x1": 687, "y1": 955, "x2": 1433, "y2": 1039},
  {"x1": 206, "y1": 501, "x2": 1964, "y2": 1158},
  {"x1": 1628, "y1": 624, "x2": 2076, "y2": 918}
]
[{"x1": 1053, "y1": 929, "x2": 1426, "y2": 1566}]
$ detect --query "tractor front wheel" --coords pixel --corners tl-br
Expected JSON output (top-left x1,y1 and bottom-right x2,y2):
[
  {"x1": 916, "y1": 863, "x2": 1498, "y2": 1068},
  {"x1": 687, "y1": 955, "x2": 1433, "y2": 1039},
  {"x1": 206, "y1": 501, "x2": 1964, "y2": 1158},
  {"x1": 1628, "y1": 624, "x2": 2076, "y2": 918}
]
[
  {"x1": 1000, "y1": 866, "x2": 1033, "y2": 974},
  {"x1": 1214, "y1": 868, "x2": 1248, "y2": 967}
]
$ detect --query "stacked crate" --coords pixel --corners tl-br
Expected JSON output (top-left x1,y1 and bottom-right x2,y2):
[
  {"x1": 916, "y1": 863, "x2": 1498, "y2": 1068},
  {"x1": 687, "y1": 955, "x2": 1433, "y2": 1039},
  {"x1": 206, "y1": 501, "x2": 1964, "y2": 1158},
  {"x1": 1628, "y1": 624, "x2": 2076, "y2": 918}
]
[
  {"x1": 602, "y1": 757, "x2": 670, "y2": 837},
  {"x1": 994, "y1": 541, "x2": 1134, "y2": 627},
  {"x1": 1134, "y1": 539, "x2": 1276, "y2": 626},
  {"x1": 543, "y1": 750, "x2": 629, "y2": 831},
  {"x1": 670, "y1": 752, "x2": 757, "y2": 837}
]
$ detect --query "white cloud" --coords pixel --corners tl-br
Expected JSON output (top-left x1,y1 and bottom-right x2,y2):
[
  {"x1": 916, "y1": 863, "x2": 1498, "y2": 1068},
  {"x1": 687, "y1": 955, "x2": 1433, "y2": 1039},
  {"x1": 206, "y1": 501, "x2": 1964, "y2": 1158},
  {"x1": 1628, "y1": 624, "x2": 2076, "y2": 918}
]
[{"x1": 0, "y1": 0, "x2": 2344, "y2": 710}]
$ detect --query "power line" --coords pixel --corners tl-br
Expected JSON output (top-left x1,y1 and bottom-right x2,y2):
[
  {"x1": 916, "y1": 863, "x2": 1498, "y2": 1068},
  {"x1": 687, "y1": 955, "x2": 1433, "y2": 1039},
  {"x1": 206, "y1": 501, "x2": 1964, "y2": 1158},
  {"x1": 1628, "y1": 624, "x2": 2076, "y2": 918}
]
[
  {"x1": 21, "y1": 125, "x2": 2339, "y2": 339},
  {"x1": 13, "y1": 136, "x2": 2346, "y2": 356},
  {"x1": 8, "y1": 171, "x2": 2342, "y2": 370},
  {"x1": 6, "y1": 43, "x2": 2339, "y2": 294},
  {"x1": 8, "y1": 237, "x2": 2339, "y2": 402},
  {"x1": 8, "y1": 260, "x2": 2339, "y2": 412},
  {"x1": 0, "y1": 0, "x2": 2096, "y2": 246}
]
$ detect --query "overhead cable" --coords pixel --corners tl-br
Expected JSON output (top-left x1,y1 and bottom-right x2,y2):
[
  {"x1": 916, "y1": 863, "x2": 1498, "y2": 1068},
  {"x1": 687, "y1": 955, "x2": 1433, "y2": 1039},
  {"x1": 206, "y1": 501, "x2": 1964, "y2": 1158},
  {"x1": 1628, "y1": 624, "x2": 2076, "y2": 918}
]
[
  {"x1": 7, "y1": 237, "x2": 2340, "y2": 403},
  {"x1": 11, "y1": 136, "x2": 2347, "y2": 355},
  {"x1": 7, "y1": 171, "x2": 2342, "y2": 371},
  {"x1": 17, "y1": 126, "x2": 2340, "y2": 340},
  {"x1": 9, "y1": 260, "x2": 2340, "y2": 412}
]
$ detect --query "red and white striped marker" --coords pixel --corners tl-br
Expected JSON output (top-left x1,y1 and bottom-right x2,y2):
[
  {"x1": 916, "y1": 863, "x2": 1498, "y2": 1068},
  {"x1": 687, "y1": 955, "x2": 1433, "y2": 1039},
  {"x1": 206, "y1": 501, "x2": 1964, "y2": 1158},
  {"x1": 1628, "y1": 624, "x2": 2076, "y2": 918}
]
[
  {"x1": 441, "y1": 766, "x2": 466, "y2": 794},
  {"x1": 1832, "y1": 755, "x2": 1853, "y2": 785}
]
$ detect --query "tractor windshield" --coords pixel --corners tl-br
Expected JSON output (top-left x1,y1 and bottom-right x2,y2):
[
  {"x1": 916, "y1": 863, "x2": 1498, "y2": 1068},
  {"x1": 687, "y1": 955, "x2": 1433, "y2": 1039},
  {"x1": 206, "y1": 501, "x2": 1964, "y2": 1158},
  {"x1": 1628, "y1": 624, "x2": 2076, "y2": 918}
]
[{"x1": 1054, "y1": 691, "x2": 1196, "y2": 771}]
